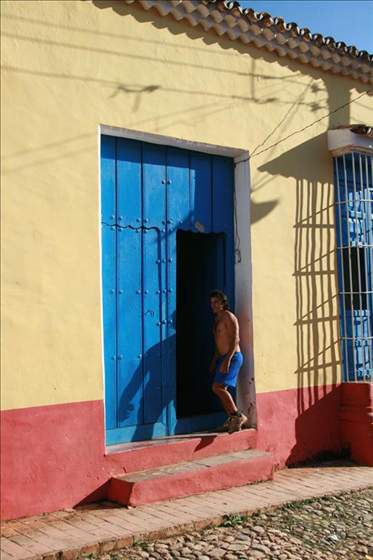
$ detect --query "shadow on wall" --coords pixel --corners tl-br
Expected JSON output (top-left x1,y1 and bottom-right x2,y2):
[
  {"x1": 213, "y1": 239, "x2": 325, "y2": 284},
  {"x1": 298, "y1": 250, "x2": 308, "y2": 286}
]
[
  {"x1": 88, "y1": 1, "x2": 366, "y2": 461},
  {"x1": 257, "y1": 86, "x2": 353, "y2": 463},
  {"x1": 3, "y1": 0, "x2": 369, "y2": 462},
  {"x1": 3, "y1": 4, "x2": 335, "y2": 192},
  {"x1": 3, "y1": 1, "x2": 368, "y2": 215},
  {"x1": 89, "y1": 0, "x2": 369, "y2": 232},
  {"x1": 258, "y1": 136, "x2": 342, "y2": 463}
]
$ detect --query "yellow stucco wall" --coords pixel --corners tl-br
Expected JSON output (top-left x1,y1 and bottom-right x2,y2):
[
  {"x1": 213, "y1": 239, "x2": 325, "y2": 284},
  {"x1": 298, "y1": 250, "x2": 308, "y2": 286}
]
[{"x1": 1, "y1": 0, "x2": 371, "y2": 410}]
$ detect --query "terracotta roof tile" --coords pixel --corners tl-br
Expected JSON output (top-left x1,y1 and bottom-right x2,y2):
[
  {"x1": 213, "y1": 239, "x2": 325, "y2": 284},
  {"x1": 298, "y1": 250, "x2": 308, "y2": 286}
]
[{"x1": 124, "y1": 0, "x2": 373, "y2": 84}]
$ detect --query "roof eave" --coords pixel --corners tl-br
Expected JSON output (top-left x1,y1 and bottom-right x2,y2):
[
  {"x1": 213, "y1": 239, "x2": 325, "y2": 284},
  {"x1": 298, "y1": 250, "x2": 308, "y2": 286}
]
[{"x1": 124, "y1": 0, "x2": 373, "y2": 85}]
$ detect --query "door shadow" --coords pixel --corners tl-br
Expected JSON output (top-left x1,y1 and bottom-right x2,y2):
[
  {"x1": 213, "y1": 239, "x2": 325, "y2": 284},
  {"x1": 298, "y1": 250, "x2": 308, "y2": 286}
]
[
  {"x1": 117, "y1": 310, "x2": 223, "y2": 443},
  {"x1": 117, "y1": 328, "x2": 175, "y2": 441}
]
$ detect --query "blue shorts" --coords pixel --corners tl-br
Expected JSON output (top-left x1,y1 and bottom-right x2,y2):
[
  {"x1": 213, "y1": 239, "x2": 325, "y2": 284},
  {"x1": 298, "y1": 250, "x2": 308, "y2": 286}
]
[{"x1": 214, "y1": 352, "x2": 243, "y2": 387}]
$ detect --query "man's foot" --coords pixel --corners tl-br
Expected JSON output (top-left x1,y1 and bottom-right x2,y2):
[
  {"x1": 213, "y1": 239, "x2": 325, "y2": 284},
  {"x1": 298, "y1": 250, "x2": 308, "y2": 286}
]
[
  {"x1": 228, "y1": 412, "x2": 248, "y2": 433},
  {"x1": 215, "y1": 417, "x2": 232, "y2": 432}
]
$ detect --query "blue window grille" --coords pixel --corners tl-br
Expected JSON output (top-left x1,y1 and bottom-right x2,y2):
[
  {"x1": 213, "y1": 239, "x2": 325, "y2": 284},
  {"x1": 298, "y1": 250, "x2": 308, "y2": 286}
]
[{"x1": 334, "y1": 152, "x2": 373, "y2": 382}]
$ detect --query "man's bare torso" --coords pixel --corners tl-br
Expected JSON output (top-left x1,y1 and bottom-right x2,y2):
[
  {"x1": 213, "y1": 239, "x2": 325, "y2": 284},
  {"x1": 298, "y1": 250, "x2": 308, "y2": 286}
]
[{"x1": 214, "y1": 310, "x2": 241, "y2": 356}]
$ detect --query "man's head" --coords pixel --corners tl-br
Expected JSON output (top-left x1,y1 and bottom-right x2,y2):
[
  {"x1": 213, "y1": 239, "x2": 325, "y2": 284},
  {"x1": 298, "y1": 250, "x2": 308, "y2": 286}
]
[{"x1": 210, "y1": 290, "x2": 229, "y2": 314}]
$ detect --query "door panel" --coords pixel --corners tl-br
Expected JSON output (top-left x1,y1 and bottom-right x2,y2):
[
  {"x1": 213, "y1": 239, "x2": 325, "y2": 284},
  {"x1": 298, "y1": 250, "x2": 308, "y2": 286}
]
[
  {"x1": 117, "y1": 227, "x2": 142, "y2": 428},
  {"x1": 117, "y1": 138, "x2": 142, "y2": 228},
  {"x1": 167, "y1": 147, "x2": 190, "y2": 229},
  {"x1": 143, "y1": 143, "x2": 166, "y2": 228},
  {"x1": 102, "y1": 223, "x2": 117, "y2": 430},
  {"x1": 165, "y1": 147, "x2": 190, "y2": 432},
  {"x1": 101, "y1": 135, "x2": 116, "y2": 226},
  {"x1": 212, "y1": 156, "x2": 235, "y2": 305},
  {"x1": 143, "y1": 227, "x2": 165, "y2": 425},
  {"x1": 190, "y1": 151, "x2": 212, "y2": 233},
  {"x1": 142, "y1": 142, "x2": 167, "y2": 426}
]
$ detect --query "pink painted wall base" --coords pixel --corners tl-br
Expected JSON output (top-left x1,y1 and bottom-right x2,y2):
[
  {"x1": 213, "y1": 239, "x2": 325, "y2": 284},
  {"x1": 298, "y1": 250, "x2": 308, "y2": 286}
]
[
  {"x1": 256, "y1": 384, "x2": 342, "y2": 466},
  {"x1": 340, "y1": 383, "x2": 373, "y2": 466},
  {"x1": 2, "y1": 383, "x2": 367, "y2": 521}
]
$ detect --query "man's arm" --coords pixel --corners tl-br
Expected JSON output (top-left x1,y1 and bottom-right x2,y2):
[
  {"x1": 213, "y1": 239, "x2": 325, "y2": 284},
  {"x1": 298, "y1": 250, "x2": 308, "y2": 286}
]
[
  {"x1": 209, "y1": 350, "x2": 219, "y2": 373},
  {"x1": 221, "y1": 314, "x2": 239, "y2": 373}
]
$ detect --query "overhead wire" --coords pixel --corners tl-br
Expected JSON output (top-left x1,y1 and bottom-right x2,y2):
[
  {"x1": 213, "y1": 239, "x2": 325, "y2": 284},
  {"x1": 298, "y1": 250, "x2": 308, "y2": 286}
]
[
  {"x1": 235, "y1": 88, "x2": 373, "y2": 166},
  {"x1": 232, "y1": 87, "x2": 372, "y2": 266}
]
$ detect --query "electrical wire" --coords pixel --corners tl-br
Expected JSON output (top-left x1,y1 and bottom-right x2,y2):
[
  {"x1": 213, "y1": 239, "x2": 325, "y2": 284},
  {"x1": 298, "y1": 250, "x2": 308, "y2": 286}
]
[{"x1": 235, "y1": 88, "x2": 373, "y2": 166}]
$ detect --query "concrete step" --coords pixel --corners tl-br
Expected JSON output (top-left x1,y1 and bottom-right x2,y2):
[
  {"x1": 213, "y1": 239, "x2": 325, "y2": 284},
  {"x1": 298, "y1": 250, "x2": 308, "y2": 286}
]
[
  {"x1": 107, "y1": 429, "x2": 257, "y2": 475},
  {"x1": 108, "y1": 448, "x2": 274, "y2": 506}
]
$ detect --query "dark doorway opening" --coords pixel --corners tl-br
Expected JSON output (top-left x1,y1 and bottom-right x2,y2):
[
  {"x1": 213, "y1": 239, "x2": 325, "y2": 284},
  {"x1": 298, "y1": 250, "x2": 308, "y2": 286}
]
[{"x1": 176, "y1": 231, "x2": 229, "y2": 419}]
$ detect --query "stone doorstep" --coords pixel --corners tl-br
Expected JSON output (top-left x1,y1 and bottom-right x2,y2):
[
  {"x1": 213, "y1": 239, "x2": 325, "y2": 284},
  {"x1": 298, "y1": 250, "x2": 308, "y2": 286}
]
[
  {"x1": 108, "y1": 449, "x2": 274, "y2": 507},
  {"x1": 106, "y1": 428, "x2": 257, "y2": 472}
]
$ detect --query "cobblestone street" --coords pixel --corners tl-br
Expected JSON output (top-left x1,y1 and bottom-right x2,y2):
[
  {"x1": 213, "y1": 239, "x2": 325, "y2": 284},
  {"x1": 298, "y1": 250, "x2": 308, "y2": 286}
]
[{"x1": 88, "y1": 488, "x2": 373, "y2": 560}]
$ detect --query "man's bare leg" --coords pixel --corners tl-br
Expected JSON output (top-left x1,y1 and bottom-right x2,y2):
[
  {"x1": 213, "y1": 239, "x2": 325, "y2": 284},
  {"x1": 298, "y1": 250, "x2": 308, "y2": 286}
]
[{"x1": 212, "y1": 382, "x2": 238, "y2": 415}]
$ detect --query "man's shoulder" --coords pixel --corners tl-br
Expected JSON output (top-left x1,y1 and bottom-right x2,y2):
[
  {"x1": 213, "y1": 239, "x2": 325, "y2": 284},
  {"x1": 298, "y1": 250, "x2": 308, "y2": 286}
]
[{"x1": 223, "y1": 310, "x2": 238, "y2": 322}]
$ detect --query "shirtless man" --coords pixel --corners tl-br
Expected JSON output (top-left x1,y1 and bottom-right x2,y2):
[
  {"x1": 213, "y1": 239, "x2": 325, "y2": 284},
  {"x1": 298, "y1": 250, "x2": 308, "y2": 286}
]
[{"x1": 210, "y1": 290, "x2": 247, "y2": 433}]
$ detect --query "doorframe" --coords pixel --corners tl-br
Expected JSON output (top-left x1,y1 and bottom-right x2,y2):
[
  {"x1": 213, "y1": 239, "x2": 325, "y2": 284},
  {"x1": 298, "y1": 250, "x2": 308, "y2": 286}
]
[{"x1": 98, "y1": 124, "x2": 256, "y2": 448}]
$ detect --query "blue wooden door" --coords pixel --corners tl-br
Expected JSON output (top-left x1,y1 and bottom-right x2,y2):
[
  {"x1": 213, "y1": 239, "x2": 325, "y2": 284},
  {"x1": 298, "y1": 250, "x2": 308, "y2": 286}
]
[{"x1": 101, "y1": 135, "x2": 234, "y2": 444}]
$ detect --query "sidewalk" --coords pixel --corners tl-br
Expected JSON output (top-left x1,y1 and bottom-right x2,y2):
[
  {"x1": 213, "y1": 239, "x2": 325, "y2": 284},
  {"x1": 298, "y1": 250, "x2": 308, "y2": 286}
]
[{"x1": 1, "y1": 463, "x2": 372, "y2": 560}]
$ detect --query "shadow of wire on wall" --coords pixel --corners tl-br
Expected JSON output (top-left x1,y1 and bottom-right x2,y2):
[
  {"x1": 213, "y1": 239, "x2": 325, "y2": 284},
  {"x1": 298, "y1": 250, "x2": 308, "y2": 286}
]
[
  {"x1": 257, "y1": 80, "x2": 353, "y2": 463},
  {"x1": 2, "y1": 0, "x2": 342, "y2": 177}
]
